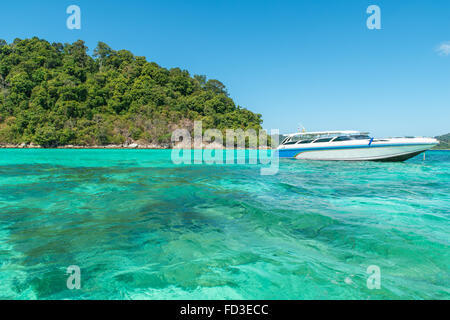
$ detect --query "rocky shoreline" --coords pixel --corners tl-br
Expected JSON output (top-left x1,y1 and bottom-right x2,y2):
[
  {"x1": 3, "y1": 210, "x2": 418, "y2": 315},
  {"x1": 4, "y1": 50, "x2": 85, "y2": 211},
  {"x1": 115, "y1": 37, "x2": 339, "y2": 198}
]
[
  {"x1": 0, "y1": 142, "x2": 272, "y2": 149},
  {"x1": 0, "y1": 143, "x2": 168, "y2": 149}
]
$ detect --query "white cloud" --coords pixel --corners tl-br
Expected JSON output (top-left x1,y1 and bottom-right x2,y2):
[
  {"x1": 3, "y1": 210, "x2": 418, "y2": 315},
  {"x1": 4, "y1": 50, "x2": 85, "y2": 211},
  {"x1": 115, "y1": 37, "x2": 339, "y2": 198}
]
[{"x1": 436, "y1": 41, "x2": 450, "y2": 56}]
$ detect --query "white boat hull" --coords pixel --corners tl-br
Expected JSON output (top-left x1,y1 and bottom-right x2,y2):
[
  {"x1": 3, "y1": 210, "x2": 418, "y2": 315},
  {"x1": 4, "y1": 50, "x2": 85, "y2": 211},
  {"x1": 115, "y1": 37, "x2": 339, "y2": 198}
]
[{"x1": 277, "y1": 138, "x2": 438, "y2": 162}]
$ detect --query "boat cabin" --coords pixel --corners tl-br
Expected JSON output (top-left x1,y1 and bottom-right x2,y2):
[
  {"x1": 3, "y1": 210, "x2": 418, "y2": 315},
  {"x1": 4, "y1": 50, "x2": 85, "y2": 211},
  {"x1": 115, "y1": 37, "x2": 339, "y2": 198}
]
[{"x1": 280, "y1": 131, "x2": 370, "y2": 146}]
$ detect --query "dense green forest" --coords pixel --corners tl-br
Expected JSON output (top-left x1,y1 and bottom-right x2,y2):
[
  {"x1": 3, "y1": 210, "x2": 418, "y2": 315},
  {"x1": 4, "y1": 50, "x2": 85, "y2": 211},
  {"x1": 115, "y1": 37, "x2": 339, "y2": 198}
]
[
  {"x1": 0, "y1": 38, "x2": 263, "y2": 147},
  {"x1": 435, "y1": 133, "x2": 450, "y2": 149}
]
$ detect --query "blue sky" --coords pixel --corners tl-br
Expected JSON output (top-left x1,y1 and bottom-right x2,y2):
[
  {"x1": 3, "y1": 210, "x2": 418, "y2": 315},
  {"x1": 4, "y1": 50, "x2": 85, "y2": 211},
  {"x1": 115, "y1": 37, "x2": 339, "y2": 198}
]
[{"x1": 0, "y1": 0, "x2": 449, "y2": 136}]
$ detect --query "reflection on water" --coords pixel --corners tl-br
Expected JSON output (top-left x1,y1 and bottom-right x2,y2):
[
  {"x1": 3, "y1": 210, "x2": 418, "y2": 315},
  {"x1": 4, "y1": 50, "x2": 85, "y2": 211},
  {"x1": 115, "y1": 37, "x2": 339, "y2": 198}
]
[{"x1": 0, "y1": 150, "x2": 449, "y2": 299}]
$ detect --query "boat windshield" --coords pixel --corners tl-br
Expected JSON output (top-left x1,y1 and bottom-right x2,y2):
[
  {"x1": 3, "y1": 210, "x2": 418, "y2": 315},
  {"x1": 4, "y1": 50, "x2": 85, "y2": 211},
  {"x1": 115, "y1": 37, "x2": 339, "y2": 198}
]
[{"x1": 282, "y1": 133, "x2": 371, "y2": 145}]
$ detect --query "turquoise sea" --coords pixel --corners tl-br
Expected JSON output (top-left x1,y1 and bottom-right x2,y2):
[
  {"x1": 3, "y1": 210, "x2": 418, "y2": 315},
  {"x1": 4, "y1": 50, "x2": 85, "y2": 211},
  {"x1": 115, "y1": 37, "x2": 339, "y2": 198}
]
[{"x1": 0, "y1": 149, "x2": 448, "y2": 300}]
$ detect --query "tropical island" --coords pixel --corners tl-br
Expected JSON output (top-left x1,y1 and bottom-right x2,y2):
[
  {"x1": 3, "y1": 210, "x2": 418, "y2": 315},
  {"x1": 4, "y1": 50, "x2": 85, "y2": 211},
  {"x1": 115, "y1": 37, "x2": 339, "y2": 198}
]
[{"x1": 0, "y1": 38, "x2": 263, "y2": 148}]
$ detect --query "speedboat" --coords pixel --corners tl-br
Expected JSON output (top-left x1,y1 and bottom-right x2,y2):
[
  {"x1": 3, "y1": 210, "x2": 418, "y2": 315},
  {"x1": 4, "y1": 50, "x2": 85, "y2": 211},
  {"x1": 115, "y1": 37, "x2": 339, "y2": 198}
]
[{"x1": 277, "y1": 131, "x2": 439, "y2": 161}]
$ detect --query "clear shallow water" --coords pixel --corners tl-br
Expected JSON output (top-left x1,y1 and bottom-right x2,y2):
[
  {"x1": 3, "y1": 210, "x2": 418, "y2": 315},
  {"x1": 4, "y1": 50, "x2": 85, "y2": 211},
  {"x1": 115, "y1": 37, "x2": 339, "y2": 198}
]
[{"x1": 0, "y1": 149, "x2": 448, "y2": 300}]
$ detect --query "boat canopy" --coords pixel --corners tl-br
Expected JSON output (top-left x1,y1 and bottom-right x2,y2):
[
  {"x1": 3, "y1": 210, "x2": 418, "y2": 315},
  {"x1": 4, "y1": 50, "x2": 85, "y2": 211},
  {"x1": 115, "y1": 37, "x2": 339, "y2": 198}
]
[{"x1": 285, "y1": 131, "x2": 368, "y2": 138}]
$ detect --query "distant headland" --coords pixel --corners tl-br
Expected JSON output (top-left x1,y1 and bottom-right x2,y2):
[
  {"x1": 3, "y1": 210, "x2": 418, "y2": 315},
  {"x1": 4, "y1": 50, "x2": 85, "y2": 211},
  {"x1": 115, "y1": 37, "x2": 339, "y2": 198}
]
[{"x1": 434, "y1": 133, "x2": 450, "y2": 150}]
